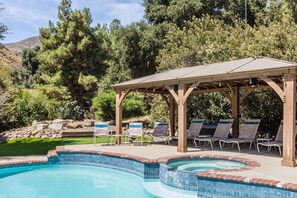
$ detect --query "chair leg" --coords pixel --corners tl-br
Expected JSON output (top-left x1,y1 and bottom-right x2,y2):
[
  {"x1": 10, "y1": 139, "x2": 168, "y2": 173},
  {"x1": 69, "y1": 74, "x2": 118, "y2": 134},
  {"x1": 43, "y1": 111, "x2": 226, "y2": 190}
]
[
  {"x1": 219, "y1": 140, "x2": 223, "y2": 150},
  {"x1": 278, "y1": 146, "x2": 282, "y2": 156},
  {"x1": 256, "y1": 143, "x2": 260, "y2": 153},
  {"x1": 93, "y1": 134, "x2": 96, "y2": 146},
  {"x1": 249, "y1": 141, "x2": 253, "y2": 150},
  {"x1": 209, "y1": 140, "x2": 213, "y2": 149},
  {"x1": 194, "y1": 139, "x2": 198, "y2": 148},
  {"x1": 237, "y1": 142, "x2": 241, "y2": 152},
  {"x1": 141, "y1": 135, "x2": 143, "y2": 146}
]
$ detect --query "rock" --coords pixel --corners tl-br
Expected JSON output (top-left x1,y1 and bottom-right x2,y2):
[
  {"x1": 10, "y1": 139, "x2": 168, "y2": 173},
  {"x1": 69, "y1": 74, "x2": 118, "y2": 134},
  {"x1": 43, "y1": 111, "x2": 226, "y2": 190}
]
[
  {"x1": 36, "y1": 123, "x2": 49, "y2": 130},
  {"x1": 32, "y1": 120, "x2": 38, "y2": 128},
  {"x1": 49, "y1": 123, "x2": 63, "y2": 130},
  {"x1": 66, "y1": 122, "x2": 83, "y2": 129},
  {"x1": 82, "y1": 119, "x2": 95, "y2": 127}
]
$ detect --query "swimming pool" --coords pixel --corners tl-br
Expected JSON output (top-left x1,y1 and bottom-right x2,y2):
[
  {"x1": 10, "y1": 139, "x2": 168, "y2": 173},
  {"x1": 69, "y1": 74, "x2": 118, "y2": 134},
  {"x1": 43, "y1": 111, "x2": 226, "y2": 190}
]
[
  {"x1": 0, "y1": 164, "x2": 197, "y2": 198},
  {"x1": 1, "y1": 149, "x2": 297, "y2": 198},
  {"x1": 167, "y1": 159, "x2": 245, "y2": 172}
]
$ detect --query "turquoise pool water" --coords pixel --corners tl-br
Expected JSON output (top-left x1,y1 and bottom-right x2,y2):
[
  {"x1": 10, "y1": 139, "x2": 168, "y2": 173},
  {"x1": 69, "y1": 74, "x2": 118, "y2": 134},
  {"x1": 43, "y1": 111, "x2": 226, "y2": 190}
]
[
  {"x1": 0, "y1": 164, "x2": 198, "y2": 198},
  {"x1": 0, "y1": 165, "x2": 156, "y2": 198},
  {"x1": 167, "y1": 159, "x2": 245, "y2": 172}
]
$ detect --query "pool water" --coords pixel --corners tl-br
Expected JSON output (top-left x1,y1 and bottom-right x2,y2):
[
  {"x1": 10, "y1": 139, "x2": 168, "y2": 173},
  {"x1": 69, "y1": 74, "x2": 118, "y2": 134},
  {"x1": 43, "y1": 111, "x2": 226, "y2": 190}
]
[
  {"x1": 0, "y1": 165, "x2": 156, "y2": 198},
  {"x1": 167, "y1": 159, "x2": 245, "y2": 172}
]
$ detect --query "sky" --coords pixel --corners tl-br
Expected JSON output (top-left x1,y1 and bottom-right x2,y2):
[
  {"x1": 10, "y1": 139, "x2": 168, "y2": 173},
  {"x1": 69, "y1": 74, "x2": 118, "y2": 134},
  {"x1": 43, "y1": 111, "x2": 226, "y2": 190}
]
[{"x1": 1, "y1": 0, "x2": 144, "y2": 44}]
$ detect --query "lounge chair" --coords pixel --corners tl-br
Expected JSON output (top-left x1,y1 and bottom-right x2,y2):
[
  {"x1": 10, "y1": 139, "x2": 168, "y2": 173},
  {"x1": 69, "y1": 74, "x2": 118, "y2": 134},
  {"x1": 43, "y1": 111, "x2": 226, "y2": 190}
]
[
  {"x1": 219, "y1": 119, "x2": 261, "y2": 151},
  {"x1": 172, "y1": 118, "x2": 205, "y2": 143},
  {"x1": 94, "y1": 122, "x2": 112, "y2": 146},
  {"x1": 150, "y1": 122, "x2": 170, "y2": 145},
  {"x1": 194, "y1": 119, "x2": 234, "y2": 149},
  {"x1": 123, "y1": 122, "x2": 144, "y2": 146},
  {"x1": 257, "y1": 120, "x2": 297, "y2": 155}
]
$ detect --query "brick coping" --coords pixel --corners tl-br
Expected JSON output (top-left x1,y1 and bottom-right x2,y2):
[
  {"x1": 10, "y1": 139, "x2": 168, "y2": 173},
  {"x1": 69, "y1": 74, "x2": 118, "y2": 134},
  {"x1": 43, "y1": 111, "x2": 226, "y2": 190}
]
[{"x1": 1, "y1": 147, "x2": 297, "y2": 192}]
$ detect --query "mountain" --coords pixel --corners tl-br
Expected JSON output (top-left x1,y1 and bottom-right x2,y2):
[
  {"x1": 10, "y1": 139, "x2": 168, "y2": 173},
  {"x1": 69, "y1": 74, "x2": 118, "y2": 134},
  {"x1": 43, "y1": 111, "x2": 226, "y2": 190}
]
[{"x1": 4, "y1": 36, "x2": 40, "y2": 55}]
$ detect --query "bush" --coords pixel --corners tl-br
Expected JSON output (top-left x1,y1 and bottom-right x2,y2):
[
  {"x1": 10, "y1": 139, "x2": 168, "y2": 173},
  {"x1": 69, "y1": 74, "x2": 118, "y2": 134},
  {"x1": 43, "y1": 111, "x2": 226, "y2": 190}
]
[
  {"x1": 11, "y1": 90, "x2": 84, "y2": 126},
  {"x1": 56, "y1": 100, "x2": 83, "y2": 120},
  {"x1": 12, "y1": 89, "x2": 57, "y2": 126},
  {"x1": 92, "y1": 91, "x2": 145, "y2": 121}
]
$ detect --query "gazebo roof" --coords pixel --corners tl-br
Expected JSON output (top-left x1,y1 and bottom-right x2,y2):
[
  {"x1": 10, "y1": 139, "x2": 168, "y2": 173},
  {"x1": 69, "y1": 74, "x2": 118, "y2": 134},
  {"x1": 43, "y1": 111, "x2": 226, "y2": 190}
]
[{"x1": 113, "y1": 57, "x2": 297, "y2": 89}]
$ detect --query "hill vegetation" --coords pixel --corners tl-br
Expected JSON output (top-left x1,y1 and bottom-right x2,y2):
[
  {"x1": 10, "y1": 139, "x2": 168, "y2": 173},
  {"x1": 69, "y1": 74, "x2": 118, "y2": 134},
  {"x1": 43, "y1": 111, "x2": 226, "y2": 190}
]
[
  {"x1": 4, "y1": 36, "x2": 40, "y2": 56},
  {"x1": 1, "y1": 0, "x2": 297, "y2": 136}
]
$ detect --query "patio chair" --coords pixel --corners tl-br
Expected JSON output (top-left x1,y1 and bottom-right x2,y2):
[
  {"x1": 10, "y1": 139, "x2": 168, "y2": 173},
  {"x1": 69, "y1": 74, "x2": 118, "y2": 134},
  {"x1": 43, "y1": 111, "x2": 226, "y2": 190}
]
[
  {"x1": 150, "y1": 122, "x2": 170, "y2": 145},
  {"x1": 219, "y1": 119, "x2": 261, "y2": 151},
  {"x1": 172, "y1": 119, "x2": 205, "y2": 142},
  {"x1": 194, "y1": 119, "x2": 234, "y2": 149},
  {"x1": 257, "y1": 120, "x2": 297, "y2": 155},
  {"x1": 123, "y1": 122, "x2": 144, "y2": 146},
  {"x1": 94, "y1": 122, "x2": 112, "y2": 146}
]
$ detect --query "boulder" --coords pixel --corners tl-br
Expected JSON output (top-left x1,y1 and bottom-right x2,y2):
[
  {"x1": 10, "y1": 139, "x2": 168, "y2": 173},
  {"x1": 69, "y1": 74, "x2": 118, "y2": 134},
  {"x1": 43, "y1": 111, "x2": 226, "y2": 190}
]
[
  {"x1": 66, "y1": 122, "x2": 83, "y2": 129},
  {"x1": 36, "y1": 123, "x2": 49, "y2": 130},
  {"x1": 49, "y1": 123, "x2": 63, "y2": 130},
  {"x1": 82, "y1": 119, "x2": 95, "y2": 127}
]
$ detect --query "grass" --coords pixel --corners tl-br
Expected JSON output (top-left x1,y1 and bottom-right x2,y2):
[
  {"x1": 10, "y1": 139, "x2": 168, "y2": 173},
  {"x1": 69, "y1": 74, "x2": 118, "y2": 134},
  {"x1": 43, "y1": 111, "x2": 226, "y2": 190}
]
[
  {"x1": 0, "y1": 137, "x2": 109, "y2": 156},
  {"x1": 0, "y1": 137, "x2": 152, "y2": 156}
]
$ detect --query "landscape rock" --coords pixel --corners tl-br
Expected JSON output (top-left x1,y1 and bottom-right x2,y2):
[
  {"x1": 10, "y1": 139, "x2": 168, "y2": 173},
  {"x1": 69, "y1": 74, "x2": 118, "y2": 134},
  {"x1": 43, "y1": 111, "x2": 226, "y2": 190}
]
[
  {"x1": 82, "y1": 119, "x2": 95, "y2": 127},
  {"x1": 66, "y1": 122, "x2": 82, "y2": 129},
  {"x1": 36, "y1": 123, "x2": 49, "y2": 130}
]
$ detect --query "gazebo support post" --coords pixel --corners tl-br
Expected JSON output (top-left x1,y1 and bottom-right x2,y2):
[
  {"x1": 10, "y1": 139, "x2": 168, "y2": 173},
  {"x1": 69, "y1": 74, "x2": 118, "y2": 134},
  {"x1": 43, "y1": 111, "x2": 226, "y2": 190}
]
[
  {"x1": 231, "y1": 86, "x2": 240, "y2": 138},
  {"x1": 177, "y1": 83, "x2": 187, "y2": 152},
  {"x1": 115, "y1": 89, "x2": 129, "y2": 144},
  {"x1": 281, "y1": 74, "x2": 296, "y2": 167},
  {"x1": 169, "y1": 95, "x2": 175, "y2": 137}
]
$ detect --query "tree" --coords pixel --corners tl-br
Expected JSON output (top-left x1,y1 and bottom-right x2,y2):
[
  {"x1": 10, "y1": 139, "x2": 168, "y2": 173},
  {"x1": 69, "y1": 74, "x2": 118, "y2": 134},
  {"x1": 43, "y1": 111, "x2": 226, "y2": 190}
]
[
  {"x1": 143, "y1": 0, "x2": 226, "y2": 26},
  {"x1": 22, "y1": 46, "x2": 40, "y2": 76},
  {"x1": 0, "y1": 3, "x2": 8, "y2": 40},
  {"x1": 99, "y1": 20, "x2": 164, "y2": 91},
  {"x1": 37, "y1": 0, "x2": 109, "y2": 107},
  {"x1": 156, "y1": 15, "x2": 297, "y2": 131}
]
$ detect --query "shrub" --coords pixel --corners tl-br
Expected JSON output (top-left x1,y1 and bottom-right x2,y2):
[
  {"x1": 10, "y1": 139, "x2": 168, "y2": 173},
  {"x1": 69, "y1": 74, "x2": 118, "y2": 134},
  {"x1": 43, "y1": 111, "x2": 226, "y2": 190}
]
[
  {"x1": 12, "y1": 89, "x2": 55, "y2": 126},
  {"x1": 92, "y1": 91, "x2": 145, "y2": 121},
  {"x1": 56, "y1": 100, "x2": 84, "y2": 120}
]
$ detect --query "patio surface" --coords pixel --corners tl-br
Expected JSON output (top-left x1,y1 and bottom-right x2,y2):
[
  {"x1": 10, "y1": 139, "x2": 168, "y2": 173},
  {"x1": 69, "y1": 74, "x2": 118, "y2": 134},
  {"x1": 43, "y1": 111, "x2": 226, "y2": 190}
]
[
  {"x1": 64, "y1": 142, "x2": 297, "y2": 184},
  {"x1": 1, "y1": 141, "x2": 297, "y2": 184}
]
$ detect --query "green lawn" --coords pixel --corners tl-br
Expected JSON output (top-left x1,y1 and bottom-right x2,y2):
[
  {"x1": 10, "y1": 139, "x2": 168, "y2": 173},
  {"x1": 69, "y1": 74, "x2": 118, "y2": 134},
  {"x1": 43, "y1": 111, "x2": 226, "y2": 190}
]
[
  {"x1": 0, "y1": 137, "x2": 110, "y2": 156},
  {"x1": 0, "y1": 137, "x2": 152, "y2": 156}
]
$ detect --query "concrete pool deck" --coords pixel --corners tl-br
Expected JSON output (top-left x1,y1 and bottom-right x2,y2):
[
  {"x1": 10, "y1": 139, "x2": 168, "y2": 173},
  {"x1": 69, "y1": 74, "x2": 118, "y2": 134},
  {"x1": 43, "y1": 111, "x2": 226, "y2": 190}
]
[
  {"x1": 63, "y1": 142, "x2": 297, "y2": 184},
  {"x1": 1, "y1": 142, "x2": 297, "y2": 185}
]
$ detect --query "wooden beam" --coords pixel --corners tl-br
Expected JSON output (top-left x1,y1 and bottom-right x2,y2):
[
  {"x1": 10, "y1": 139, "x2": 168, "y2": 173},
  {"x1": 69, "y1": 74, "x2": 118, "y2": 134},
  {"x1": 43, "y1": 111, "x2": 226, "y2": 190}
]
[
  {"x1": 260, "y1": 76, "x2": 285, "y2": 101},
  {"x1": 169, "y1": 95, "x2": 175, "y2": 137},
  {"x1": 221, "y1": 91, "x2": 231, "y2": 102},
  {"x1": 231, "y1": 86, "x2": 240, "y2": 138},
  {"x1": 281, "y1": 74, "x2": 296, "y2": 167},
  {"x1": 177, "y1": 83, "x2": 187, "y2": 152},
  {"x1": 165, "y1": 85, "x2": 179, "y2": 103},
  {"x1": 239, "y1": 88, "x2": 253, "y2": 104},
  {"x1": 119, "y1": 89, "x2": 130, "y2": 104},
  {"x1": 115, "y1": 89, "x2": 123, "y2": 144},
  {"x1": 136, "y1": 89, "x2": 169, "y2": 94},
  {"x1": 161, "y1": 94, "x2": 170, "y2": 107},
  {"x1": 182, "y1": 82, "x2": 200, "y2": 104}
]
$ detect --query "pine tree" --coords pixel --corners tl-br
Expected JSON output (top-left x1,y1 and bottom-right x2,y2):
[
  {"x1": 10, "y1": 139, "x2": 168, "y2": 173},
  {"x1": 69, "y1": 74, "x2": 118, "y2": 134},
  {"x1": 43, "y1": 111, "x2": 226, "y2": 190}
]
[{"x1": 37, "y1": 0, "x2": 109, "y2": 108}]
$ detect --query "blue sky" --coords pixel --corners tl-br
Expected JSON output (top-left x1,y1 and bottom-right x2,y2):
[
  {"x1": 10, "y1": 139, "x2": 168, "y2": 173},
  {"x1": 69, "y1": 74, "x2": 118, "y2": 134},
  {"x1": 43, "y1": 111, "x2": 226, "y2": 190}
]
[{"x1": 1, "y1": 0, "x2": 144, "y2": 43}]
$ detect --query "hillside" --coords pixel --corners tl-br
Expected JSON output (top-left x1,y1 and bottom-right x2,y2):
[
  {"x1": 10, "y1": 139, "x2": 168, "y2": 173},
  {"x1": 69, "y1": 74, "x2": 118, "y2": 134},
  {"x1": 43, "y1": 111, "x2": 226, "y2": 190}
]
[
  {"x1": 4, "y1": 36, "x2": 40, "y2": 55},
  {"x1": 0, "y1": 45, "x2": 21, "y2": 125}
]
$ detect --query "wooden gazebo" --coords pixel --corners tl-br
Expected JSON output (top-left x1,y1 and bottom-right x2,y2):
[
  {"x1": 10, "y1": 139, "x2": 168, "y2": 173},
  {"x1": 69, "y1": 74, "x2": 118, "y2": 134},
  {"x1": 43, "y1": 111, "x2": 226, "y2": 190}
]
[{"x1": 112, "y1": 57, "x2": 297, "y2": 167}]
